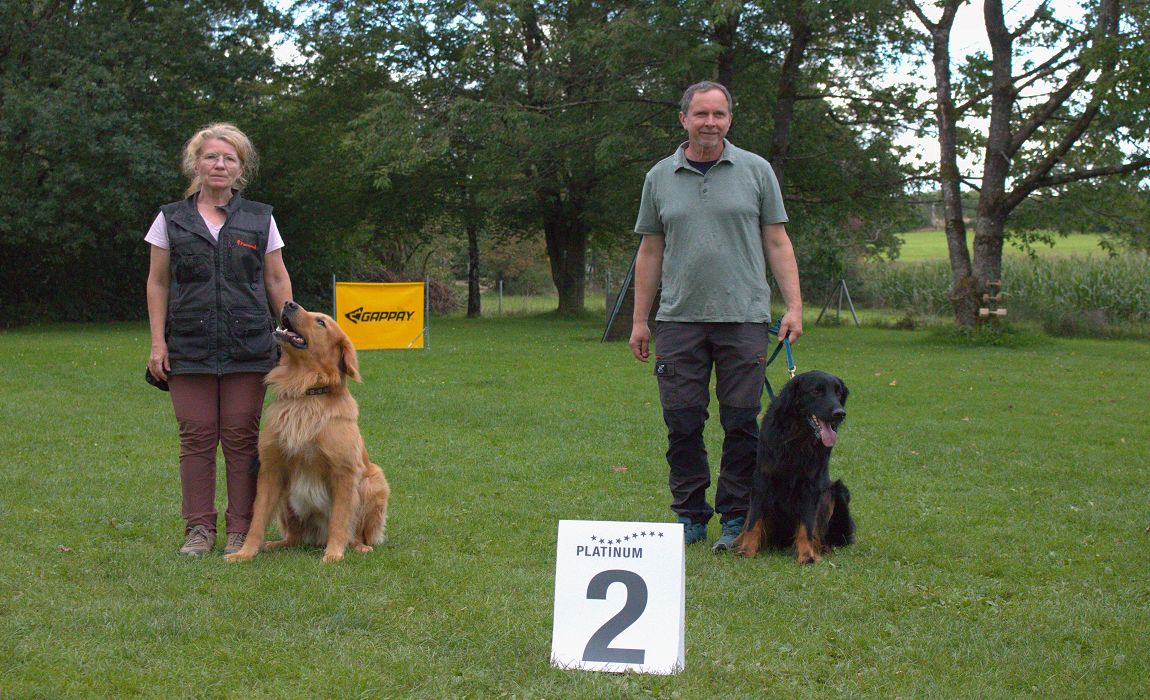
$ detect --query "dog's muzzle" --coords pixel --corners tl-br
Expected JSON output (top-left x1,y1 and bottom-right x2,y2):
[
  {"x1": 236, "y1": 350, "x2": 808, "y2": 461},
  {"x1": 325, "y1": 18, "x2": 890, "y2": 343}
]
[
  {"x1": 274, "y1": 302, "x2": 308, "y2": 349},
  {"x1": 808, "y1": 410, "x2": 845, "y2": 448}
]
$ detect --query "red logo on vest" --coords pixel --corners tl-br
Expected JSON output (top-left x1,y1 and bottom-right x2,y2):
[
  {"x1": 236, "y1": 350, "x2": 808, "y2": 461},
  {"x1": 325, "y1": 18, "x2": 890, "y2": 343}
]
[{"x1": 235, "y1": 239, "x2": 257, "y2": 250}]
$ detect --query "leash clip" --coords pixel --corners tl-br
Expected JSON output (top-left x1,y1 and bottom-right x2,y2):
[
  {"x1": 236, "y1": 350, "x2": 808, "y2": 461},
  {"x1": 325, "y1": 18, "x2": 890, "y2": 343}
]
[{"x1": 783, "y1": 337, "x2": 796, "y2": 379}]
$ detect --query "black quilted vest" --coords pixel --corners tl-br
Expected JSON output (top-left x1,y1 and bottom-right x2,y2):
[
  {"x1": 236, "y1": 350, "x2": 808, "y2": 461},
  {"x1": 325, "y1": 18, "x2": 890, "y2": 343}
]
[{"x1": 158, "y1": 192, "x2": 276, "y2": 376}]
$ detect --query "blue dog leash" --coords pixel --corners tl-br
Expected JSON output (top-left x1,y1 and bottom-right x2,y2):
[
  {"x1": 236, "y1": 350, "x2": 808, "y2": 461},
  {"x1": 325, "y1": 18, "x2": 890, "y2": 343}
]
[{"x1": 763, "y1": 320, "x2": 796, "y2": 402}]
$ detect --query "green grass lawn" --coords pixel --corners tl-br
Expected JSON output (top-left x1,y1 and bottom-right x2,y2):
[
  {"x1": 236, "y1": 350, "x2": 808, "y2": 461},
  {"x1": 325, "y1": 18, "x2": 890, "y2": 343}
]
[
  {"x1": 888, "y1": 230, "x2": 1106, "y2": 262},
  {"x1": 2, "y1": 315, "x2": 1148, "y2": 697}
]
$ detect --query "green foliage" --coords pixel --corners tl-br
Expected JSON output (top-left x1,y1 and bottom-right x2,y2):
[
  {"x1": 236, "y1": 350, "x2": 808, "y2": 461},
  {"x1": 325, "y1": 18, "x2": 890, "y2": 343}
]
[
  {"x1": 479, "y1": 235, "x2": 556, "y2": 296},
  {"x1": 4, "y1": 0, "x2": 1145, "y2": 328},
  {"x1": 0, "y1": 0, "x2": 286, "y2": 325},
  {"x1": 2, "y1": 318, "x2": 1148, "y2": 696},
  {"x1": 856, "y1": 259, "x2": 953, "y2": 317},
  {"x1": 296, "y1": 0, "x2": 921, "y2": 315}
]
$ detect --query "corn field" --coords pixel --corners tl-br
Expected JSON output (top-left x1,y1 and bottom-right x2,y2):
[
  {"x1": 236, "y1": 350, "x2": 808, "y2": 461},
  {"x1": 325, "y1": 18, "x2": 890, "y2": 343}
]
[{"x1": 856, "y1": 254, "x2": 1150, "y2": 336}]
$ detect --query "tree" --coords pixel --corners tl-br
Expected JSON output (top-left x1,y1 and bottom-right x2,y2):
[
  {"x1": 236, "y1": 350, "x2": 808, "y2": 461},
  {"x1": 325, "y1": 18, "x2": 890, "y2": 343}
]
[
  {"x1": 251, "y1": 40, "x2": 423, "y2": 307},
  {"x1": 907, "y1": 0, "x2": 1150, "y2": 327},
  {"x1": 471, "y1": 1, "x2": 694, "y2": 315},
  {"x1": 256, "y1": 0, "x2": 919, "y2": 317},
  {"x1": 0, "y1": 0, "x2": 285, "y2": 324},
  {"x1": 289, "y1": 1, "x2": 520, "y2": 317},
  {"x1": 705, "y1": 1, "x2": 918, "y2": 294}
]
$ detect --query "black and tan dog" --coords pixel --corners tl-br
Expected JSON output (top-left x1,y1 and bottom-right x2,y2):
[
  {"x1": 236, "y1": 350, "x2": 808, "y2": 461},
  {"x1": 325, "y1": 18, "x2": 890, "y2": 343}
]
[
  {"x1": 225, "y1": 301, "x2": 390, "y2": 563},
  {"x1": 734, "y1": 370, "x2": 854, "y2": 564}
]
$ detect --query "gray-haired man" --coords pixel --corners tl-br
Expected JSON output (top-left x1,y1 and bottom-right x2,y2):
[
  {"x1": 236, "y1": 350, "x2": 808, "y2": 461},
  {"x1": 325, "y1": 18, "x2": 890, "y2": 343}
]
[{"x1": 630, "y1": 81, "x2": 803, "y2": 551}]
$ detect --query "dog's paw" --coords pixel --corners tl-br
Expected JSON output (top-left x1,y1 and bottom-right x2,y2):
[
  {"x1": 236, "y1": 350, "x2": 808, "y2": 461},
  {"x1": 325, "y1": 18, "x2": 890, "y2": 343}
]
[
  {"x1": 352, "y1": 544, "x2": 373, "y2": 553},
  {"x1": 733, "y1": 542, "x2": 758, "y2": 558},
  {"x1": 224, "y1": 552, "x2": 254, "y2": 563},
  {"x1": 322, "y1": 551, "x2": 345, "y2": 563}
]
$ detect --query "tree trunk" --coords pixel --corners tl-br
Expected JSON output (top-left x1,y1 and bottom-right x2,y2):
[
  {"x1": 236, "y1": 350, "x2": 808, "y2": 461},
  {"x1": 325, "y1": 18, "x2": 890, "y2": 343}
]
[
  {"x1": 544, "y1": 211, "x2": 588, "y2": 316},
  {"x1": 712, "y1": 4, "x2": 741, "y2": 91},
  {"x1": 956, "y1": 0, "x2": 1016, "y2": 327},
  {"x1": 921, "y1": 0, "x2": 976, "y2": 326},
  {"x1": 466, "y1": 217, "x2": 481, "y2": 318},
  {"x1": 971, "y1": 212, "x2": 1006, "y2": 309},
  {"x1": 768, "y1": 0, "x2": 813, "y2": 186}
]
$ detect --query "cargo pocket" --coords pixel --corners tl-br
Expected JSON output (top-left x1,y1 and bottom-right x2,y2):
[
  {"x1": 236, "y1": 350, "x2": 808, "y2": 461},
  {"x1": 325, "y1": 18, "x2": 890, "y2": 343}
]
[
  {"x1": 166, "y1": 312, "x2": 213, "y2": 362},
  {"x1": 228, "y1": 308, "x2": 273, "y2": 361}
]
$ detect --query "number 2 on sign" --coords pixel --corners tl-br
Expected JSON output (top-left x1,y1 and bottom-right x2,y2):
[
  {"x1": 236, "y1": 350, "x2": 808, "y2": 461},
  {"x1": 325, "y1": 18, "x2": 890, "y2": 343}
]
[{"x1": 582, "y1": 569, "x2": 648, "y2": 664}]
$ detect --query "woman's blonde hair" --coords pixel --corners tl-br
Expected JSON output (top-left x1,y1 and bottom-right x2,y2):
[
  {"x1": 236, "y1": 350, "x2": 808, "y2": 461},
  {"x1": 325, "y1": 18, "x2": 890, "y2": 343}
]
[{"x1": 181, "y1": 122, "x2": 259, "y2": 197}]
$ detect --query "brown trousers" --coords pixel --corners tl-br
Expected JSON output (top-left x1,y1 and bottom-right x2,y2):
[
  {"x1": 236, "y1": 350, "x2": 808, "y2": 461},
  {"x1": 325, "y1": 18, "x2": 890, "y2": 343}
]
[{"x1": 168, "y1": 373, "x2": 266, "y2": 535}]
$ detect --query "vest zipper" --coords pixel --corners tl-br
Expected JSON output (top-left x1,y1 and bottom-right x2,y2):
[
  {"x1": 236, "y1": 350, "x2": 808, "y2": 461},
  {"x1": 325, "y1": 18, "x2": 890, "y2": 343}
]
[{"x1": 214, "y1": 207, "x2": 229, "y2": 376}]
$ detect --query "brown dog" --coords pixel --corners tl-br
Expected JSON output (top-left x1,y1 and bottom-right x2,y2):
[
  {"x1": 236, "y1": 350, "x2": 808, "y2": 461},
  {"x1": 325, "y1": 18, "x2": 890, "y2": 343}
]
[{"x1": 225, "y1": 301, "x2": 390, "y2": 563}]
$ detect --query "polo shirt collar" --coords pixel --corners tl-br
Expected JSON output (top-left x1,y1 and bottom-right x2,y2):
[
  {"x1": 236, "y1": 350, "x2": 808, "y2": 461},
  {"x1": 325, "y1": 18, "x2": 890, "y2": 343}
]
[{"x1": 673, "y1": 139, "x2": 737, "y2": 172}]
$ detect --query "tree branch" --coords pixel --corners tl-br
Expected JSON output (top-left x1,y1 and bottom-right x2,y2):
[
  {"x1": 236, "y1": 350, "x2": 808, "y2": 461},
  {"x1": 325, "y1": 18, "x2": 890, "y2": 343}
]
[
  {"x1": 1015, "y1": 157, "x2": 1150, "y2": 195},
  {"x1": 1010, "y1": 0, "x2": 1050, "y2": 41}
]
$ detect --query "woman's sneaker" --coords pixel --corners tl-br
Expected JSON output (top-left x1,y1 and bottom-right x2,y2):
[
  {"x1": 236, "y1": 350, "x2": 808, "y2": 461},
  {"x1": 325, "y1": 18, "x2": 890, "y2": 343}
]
[
  {"x1": 178, "y1": 525, "x2": 215, "y2": 556},
  {"x1": 224, "y1": 532, "x2": 247, "y2": 555}
]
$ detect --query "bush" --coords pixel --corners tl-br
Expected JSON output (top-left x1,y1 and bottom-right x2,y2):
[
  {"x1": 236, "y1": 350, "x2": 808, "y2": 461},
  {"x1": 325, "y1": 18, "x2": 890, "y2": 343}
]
[
  {"x1": 350, "y1": 265, "x2": 459, "y2": 315},
  {"x1": 482, "y1": 236, "x2": 556, "y2": 296}
]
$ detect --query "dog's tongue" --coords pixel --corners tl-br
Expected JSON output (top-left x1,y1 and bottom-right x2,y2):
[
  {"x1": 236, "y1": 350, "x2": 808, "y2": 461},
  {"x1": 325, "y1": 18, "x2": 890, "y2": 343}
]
[{"x1": 815, "y1": 417, "x2": 837, "y2": 447}]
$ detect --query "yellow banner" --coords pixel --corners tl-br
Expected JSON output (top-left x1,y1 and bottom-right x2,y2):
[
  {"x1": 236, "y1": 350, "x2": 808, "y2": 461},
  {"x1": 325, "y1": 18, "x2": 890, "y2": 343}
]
[{"x1": 334, "y1": 281, "x2": 426, "y2": 349}]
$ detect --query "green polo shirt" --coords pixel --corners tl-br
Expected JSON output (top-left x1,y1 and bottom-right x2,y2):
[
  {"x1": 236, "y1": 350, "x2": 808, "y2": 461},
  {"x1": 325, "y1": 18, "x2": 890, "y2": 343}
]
[{"x1": 634, "y1": 140, "x2": 788, "y2": 323}]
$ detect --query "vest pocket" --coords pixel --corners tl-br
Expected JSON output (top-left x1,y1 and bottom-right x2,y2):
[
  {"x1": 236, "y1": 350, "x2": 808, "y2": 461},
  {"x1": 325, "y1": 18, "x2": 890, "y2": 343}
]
[
  {"x1": 226, "y1": 228, "x2": 263, "y2": 283},
  {"x1": 228, "y1": 308, "x2": 274, "y2": 361},
  {"x1": 166, "y1": 312, "x2": 213, "y2": 362},
  {"x1": 173, "y1": 253, "x2": 212, "y2": 284}
]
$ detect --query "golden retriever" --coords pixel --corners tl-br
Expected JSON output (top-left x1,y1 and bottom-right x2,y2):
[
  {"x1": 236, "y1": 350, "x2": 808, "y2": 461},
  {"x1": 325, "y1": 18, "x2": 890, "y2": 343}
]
[{"x1": 225, "y1": 301, "x2": 390, "y2": 563}]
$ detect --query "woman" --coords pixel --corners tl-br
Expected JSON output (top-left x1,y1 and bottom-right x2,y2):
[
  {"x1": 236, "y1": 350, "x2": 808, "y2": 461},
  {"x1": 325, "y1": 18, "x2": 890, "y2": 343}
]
[{"x1": 145, "y1": 123, "x2": 293, "y2": 556}]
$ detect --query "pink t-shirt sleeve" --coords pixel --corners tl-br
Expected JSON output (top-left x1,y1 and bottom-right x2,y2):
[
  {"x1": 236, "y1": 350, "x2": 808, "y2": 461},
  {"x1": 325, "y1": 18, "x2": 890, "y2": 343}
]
[
  {"x1": 267, "y1": 216, "x2": 285, "y2": 253},
  {"x1": 144, "y1": 213, "x2": 169, "y2": 249}
]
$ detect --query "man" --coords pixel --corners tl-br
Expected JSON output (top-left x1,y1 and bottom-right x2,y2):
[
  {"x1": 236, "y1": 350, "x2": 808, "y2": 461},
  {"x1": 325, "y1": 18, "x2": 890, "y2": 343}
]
[{"x1": 630, "y1": 81, "x2": 803, "y2": 551}]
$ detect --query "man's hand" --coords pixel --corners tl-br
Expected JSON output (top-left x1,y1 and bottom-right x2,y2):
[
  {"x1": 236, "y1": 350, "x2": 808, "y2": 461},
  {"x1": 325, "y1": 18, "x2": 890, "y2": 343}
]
[
  {"x1": 776, "y1": 309, "x2": 803, "y2": 344},
  {"x1": 629, "y1": 323, "x2": 651, "y2": 362}
]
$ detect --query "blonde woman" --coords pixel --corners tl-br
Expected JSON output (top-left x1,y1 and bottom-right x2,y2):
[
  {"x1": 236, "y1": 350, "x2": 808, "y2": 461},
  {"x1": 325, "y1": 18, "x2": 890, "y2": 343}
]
[{"x1": 145, "y1": 123, "x2": 293, "y2": 556}]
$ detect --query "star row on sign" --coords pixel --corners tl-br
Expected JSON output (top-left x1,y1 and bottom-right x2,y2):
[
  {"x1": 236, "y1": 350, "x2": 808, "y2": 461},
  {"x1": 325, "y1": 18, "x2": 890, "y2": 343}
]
[{"x1": 588, "y1": 531, "x2": 667, "y2": 545}]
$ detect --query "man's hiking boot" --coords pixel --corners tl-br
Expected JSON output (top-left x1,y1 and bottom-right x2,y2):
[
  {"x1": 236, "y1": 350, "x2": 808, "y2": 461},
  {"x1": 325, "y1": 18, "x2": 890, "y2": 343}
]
[
  {"x1": 712, "y1": 515, "x2": 745, "y2": 552},
  {"x1": 677, "y1": 516, "x2": 708, "y2": 545}
]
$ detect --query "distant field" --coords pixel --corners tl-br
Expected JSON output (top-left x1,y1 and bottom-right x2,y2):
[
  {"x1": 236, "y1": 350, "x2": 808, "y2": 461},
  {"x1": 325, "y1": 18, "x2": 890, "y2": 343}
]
[{"x1": 886, "y1": 230, "x2": 1106, "y2": 262}]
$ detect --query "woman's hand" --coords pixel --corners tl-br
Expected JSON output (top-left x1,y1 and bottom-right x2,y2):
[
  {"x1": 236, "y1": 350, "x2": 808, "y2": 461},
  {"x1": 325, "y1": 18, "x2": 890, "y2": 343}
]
[{"x1": 148, "y1": 340, "x2": 170, "y2": 381}]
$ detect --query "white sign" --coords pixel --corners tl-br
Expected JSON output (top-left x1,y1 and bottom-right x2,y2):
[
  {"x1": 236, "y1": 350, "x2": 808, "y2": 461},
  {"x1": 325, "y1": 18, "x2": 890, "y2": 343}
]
[{"x1": 550, "y1": 520, "x2": 685, "y2": 675}]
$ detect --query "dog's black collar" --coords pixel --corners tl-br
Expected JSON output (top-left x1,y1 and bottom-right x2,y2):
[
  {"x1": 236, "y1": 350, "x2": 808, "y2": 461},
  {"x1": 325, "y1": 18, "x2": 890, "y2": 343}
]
[{"x1": 305, "y1": 386, "x2": 331, "y2": 396}]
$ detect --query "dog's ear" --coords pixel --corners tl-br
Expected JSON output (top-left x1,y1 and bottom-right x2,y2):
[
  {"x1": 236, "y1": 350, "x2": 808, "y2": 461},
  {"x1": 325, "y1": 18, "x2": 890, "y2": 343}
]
[
  {"x1": 340, "y1": 336, "x2": 361, "y2": 382},
  {"x1": 775, "y1": 374, "x2": 804, "y2": 416}
]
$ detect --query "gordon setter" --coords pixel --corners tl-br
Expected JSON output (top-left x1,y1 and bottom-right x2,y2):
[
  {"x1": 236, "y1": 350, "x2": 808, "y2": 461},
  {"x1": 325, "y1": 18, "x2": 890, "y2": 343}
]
[{"x1": 734, "y1": 370, "x2": 855, "y2": 564}]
